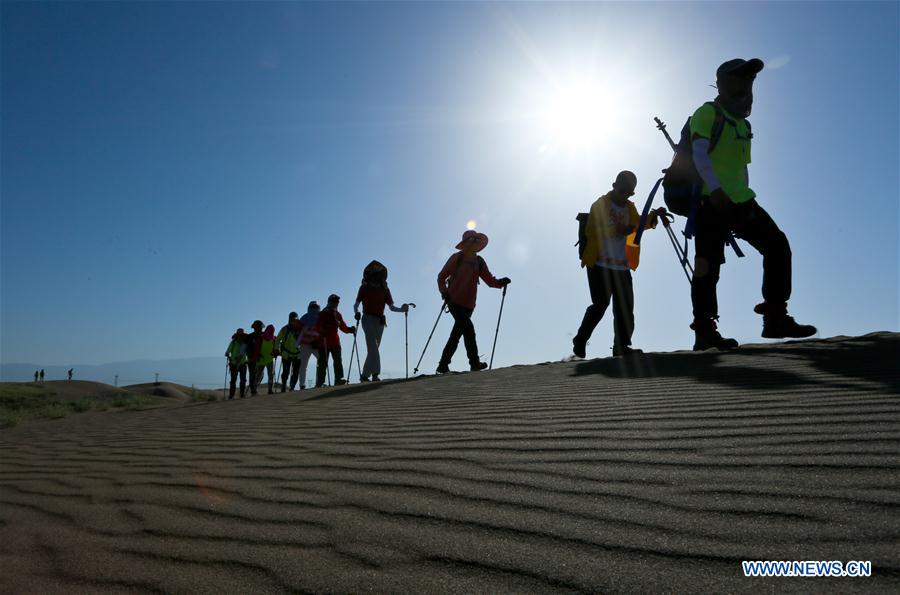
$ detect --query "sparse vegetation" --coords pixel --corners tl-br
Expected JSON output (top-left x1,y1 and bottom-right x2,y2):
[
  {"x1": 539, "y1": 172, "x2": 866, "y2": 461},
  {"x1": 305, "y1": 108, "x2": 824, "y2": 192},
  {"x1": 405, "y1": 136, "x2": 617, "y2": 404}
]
[
  {"x1": 112, "y1": 394, "x2": 151, "y2": 410},
  {"x1": 188, "y1": 387, "x2": 218, "y2": 403},
  {"x1": 0, "y1": 384, "x2": 156, "y2": 429}
]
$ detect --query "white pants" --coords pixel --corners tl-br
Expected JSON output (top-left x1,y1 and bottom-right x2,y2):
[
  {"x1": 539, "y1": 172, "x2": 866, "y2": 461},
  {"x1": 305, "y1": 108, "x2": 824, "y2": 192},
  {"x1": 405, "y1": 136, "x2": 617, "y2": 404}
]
[
  {"x1": 361, "y1": 313, "x2": 386, "y2": 378},
  {"x1": 298, "y1": 344, "x2": 319, "y2": 388}
]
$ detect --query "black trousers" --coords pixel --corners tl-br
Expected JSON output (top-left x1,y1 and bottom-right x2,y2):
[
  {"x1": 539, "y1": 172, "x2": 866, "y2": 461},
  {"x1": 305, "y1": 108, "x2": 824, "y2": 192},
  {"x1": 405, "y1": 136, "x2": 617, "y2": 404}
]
[
  {"x1": 440, "y1": 303, "x2": 480, "y2": 366},
  {"x1": 574, "y1": 266, "x2": 634, "y2": 349},
  {"x1": 692, "y1": 198, "x2": 791, "y2": 320},
  {"x1": 316, "y1": 345, "x2": 343, "y2": 386},
  {"x1": 228, "y1": 363, "x2": 247, "y2": 398},
  {"x1": 280, "y1": 355, "x2": 301, "y2": 390}
]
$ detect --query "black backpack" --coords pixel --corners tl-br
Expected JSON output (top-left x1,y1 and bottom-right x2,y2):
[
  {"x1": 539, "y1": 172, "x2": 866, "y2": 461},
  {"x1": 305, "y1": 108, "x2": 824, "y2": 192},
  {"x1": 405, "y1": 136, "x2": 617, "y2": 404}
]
[
  {"x1": 575, "y1": 212, "x2": 589, "y2": 260},
  {"x1": 661, "y1": 101, "x2": 751, "y2": 218}
]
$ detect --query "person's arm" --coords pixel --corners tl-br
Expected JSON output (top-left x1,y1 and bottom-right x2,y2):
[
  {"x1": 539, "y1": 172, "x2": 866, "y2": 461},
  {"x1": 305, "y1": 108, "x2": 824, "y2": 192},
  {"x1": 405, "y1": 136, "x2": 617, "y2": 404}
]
[
  {"x1": 692, "y1": 137, "x2": 722, "y2": 192},
  {"x1": 338, "y1": 312, "x2": 353, "y2": 334},
  {"x1": 437, "y1": 255, "x2": 454, "y2": 297},
  {"x1": 354, "y1": 286, "x2": 363, "y2": 318},
  {"x1": 478, "y1": 258, "x2": 506, "y2": 289}
]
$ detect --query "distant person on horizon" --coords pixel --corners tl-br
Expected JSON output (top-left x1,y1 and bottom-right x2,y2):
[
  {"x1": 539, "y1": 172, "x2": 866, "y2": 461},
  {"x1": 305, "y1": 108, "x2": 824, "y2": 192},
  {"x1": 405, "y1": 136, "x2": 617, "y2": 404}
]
[
  {"x1": 297, "y1": 301, "x2": 321, "y2": 390},
  {"x1": 315, "y1": 294, "x2": 356, "y2": 387},
  {"x1": 688, "y1": 58, "x2": 816, "y2": 350},
  {"x1": 572, "y1": 171, "x2": 664, "y2": 358},
  {"x1": 276, "y1": 312, "x2": 303, "y2": 392},
  {"x1": 225, "y1": 328, "x2": 249, "y2": 399},
  {"x1": 67, "y1": 368, "x2": 73, "y2": 381},
  {"x1": 354, "y1": 260, "x2": 410, "y2": 382},
  {"x1": 436, "y1": 230, "x2": 510, "y2": 373},
  {"x1": 34, "y1": 370, "x2": 38, "y2": 383},
  {"x1": 39, "y1": 369, "x2": 44, "y2": 382}
]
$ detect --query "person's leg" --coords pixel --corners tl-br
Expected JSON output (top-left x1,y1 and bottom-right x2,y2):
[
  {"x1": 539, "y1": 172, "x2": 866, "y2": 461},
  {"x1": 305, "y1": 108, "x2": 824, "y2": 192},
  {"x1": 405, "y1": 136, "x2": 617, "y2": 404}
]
[
  {"x1": 288, "y1": 357, "x2": 300, "y2": 390},
  {"x1": 229, "y1": 364, "x2": 237, "y2": 398},
  {"x1": 691, "y1": 201, "x2": 728, "y2": 321},
  {"x1": 361, "y1": 314, "x2": 379, "y2": 379},
  {"x1": 438, "y1": 305, "x2": 467, "y2": 368},
  {"x1": 611, "y1": 269, "x2": 635, "y2": 350},
  {"x1": 574, "y1": 265, "x2": 614, "y2": 354},
  {"x1": 332, "y1": 346, "x2": 345, "y2": 383},
  {"x1": 690, "y1": 201, "x2": 738, "y2": 350},
  {"x1": 732, "y1": 200, "x2": 815, "y2": 337},
  {"x1": 239, "y1": 364, "x2": 247, "y2": 398},
  {"x1": 298, "y1": 346, "x2": 311, "y2": 388},
  {"x1": 250, "y1": 363, "x2": 260, "y2": 394},
  {"x1": 372, "y1": 318, "x2": 385, "y2": 377},
  {"x1": 266, "y1": 362, "x2": 274, "y2": 393},
  {"x1": 281, "y1": 357, "x2": 291, "y2": 391},
  {"x1": 316, "y1": 346, "x2": 327, "y2": 387},
  {"x1": 455, "y1": 306, "x2": 481, "y2": 367}
]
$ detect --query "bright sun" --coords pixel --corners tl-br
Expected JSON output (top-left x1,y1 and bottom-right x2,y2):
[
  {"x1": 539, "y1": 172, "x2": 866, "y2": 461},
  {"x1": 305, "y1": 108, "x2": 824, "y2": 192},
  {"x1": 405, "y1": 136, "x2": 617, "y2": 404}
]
[{"x1": 539, "y1": 81, "x2": 624, "y2": 147}]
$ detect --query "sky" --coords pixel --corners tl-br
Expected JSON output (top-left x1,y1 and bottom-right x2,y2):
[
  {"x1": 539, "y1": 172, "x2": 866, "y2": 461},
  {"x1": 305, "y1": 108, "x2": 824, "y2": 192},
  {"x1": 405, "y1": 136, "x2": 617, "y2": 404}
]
[{"x1": 2, "y1": 1, "x2": 898, "y2": 382}]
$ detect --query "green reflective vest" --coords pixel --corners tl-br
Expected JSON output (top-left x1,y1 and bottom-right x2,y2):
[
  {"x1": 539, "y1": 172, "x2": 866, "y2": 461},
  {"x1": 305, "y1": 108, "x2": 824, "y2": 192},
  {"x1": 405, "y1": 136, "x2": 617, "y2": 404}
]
[{"x1": 690, "y1": 102, "x2": 755, "y2": 204}]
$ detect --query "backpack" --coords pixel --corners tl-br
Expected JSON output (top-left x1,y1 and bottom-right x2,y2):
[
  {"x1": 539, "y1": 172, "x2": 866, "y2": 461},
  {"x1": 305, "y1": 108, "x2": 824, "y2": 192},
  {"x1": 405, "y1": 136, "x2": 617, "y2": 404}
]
[
  {"x1": 661, "y1": 101, "x2": 751, "y2": 218},
  {"x1": 575, "y1": 212, "x2": 589, "y2": 260},
  {"x1": 362, "y1": 260, "x2": 388, "y2": 285}
]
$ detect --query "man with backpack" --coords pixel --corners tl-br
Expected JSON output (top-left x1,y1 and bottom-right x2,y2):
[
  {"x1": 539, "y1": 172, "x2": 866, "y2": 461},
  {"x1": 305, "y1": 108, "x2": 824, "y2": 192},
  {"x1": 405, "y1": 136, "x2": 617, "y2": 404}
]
[
  {"x1": 436, "y1": 230, "x2": 510, "y2": 373},
  {"x1": 687, "y1": 58, "x2": 816, "y2": 349},
  {"x1": 573, "y1": 171, "x2": 663, "y2": 358},
  {"x1": 225, "y1": 328, "x2": 248, "y2": 399},
  {"x1": 297, "y1": 301, "x2": 321, "y2": 390},
  {"x1": 276, "y1": 312, "x2": 303, "y2": 392}
]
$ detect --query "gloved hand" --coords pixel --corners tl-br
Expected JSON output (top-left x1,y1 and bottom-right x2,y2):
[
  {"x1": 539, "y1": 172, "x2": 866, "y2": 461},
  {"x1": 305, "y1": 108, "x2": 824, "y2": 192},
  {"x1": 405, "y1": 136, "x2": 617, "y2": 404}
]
[
  {"x1": 401, "y1": 304, "x2": 409, "y2": 313},
  {"x1": 354, "y1": 311, "x2": 361, "y2": 322},
  {"x1": 349, "y1": 326, "x2": 357, "y2": 334},
  {"x1": 499, "y1": 277, "x2": 511, "y2": 286},
  {"x1": 440, "y1": 291, "x2": 449, "y2": 303}
]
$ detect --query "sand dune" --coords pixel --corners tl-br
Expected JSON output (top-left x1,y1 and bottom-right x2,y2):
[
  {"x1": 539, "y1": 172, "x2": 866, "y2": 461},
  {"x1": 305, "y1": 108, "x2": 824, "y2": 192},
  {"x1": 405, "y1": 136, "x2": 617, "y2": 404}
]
[{"x1": 1, "y1": 333, "x2": 898, "y2": 593}]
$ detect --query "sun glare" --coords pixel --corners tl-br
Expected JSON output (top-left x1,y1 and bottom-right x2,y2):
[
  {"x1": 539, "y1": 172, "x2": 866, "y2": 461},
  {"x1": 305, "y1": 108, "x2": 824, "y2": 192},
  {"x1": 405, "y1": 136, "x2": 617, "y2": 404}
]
[
  {"x1": 540, "y1": 81, "x2": 623, "y2": 147},
  {"x1": 467, "y1": 219, "x2": 477, "y2": 230}
]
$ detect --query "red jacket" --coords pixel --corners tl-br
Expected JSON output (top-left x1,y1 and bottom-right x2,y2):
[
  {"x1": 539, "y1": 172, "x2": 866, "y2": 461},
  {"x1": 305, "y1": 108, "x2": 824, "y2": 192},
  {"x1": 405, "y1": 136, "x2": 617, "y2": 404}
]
[
  {"x1": 316, "y1": 307, "x2": 352, "y2": 347},
  {"x1": 437, "y1": 252, "x2": 503, "y2": 310}
]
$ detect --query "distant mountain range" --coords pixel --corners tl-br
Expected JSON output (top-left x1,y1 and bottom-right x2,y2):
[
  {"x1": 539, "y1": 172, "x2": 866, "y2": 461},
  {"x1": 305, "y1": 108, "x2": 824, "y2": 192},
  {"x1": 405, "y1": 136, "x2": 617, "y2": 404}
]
[{"x1": 1, "y1": 357, "x2": 404, "y2": 387}]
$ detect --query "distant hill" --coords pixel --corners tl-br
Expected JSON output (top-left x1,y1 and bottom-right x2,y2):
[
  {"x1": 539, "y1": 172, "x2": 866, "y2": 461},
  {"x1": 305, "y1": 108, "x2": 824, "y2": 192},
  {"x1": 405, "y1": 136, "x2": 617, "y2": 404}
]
[
  {"x1": 0, "y1": 357, "x2": 226, "y2": 388},
  {"x1": 1, "y1": 357, "x2": 406, "y2": 388}
]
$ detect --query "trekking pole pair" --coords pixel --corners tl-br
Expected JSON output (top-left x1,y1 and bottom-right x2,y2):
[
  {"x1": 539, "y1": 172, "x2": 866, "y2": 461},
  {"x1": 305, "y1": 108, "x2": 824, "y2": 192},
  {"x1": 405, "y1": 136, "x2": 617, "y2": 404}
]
[
  {"x1": 347, "y1": 320, "x2": 363, "y2": 382},
  {"x1": 413, "y1": 301, "x2": 448, "y2": 374}
]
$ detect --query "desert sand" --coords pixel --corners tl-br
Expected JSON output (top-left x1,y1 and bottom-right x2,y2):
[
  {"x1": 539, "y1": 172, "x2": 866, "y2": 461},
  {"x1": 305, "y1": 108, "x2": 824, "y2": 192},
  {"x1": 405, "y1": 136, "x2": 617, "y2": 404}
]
[{"x1": 1, "y1": 332, "x2": 898, "y2": 593}]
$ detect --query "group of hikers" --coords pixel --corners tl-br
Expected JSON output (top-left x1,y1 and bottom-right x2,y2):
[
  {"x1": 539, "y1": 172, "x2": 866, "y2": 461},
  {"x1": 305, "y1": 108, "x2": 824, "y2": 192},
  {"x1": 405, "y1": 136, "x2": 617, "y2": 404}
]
[
  {"x1": 224, "y1": 247, "x2": 511, "y2": 399},
  {"x1": 574, "y1": 57, "x2": 815, "y2": 357},
  {"x1": 31, "y1": 368, "x2": 73, "y2": 382},
  {"x1": 224, "y1": 57, "x2": 816, "y2": 398}
]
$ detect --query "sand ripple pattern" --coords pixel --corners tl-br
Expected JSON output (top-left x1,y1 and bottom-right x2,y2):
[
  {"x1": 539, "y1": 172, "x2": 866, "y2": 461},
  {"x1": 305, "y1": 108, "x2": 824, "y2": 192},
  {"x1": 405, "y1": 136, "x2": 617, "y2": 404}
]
[{"x1": 1, "y1": 333, "x2": 898, "y2": 593}]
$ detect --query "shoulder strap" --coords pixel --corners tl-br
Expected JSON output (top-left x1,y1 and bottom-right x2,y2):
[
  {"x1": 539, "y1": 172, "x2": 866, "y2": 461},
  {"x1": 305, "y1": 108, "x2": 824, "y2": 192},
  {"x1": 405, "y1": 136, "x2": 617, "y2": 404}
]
[{"x1": 706, "y1": 101, "x2": 727, "y2": 153}]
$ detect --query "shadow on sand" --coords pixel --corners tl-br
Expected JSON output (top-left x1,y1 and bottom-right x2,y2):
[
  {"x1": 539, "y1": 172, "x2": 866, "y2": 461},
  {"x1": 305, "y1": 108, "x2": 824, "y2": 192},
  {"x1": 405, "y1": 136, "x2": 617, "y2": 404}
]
[{"x1": 571, "y1": 333, "x2": 899, "y2": 394}]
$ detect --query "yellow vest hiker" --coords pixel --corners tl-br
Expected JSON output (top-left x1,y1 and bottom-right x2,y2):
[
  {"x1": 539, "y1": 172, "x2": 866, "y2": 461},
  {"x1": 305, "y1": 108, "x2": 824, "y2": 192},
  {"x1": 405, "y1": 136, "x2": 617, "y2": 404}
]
[{"x1": 689, "y1": 102, "x2": 755, "y2": 203}]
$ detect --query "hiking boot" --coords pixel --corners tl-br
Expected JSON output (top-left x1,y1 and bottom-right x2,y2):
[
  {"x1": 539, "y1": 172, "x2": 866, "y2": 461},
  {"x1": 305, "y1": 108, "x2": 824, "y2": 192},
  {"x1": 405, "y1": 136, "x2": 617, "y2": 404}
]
[
  {"x1": 572, "y1": 338, "x2": 586, "y2": 359},
  {"x1": 612, "y1": 345, "x2": 643, "y2": 357},
  {"x1": 691, "y1": 319, "x2": 739, "y2": 351},
  {"x1": 754, "y1": 302, "x2": 817, "y2": 339},
  {"x1": 372, "y1": 375, "x2": 380, "y2": 382},
  {"x1": 762, "y1": 315, "x2": 817, "y2": 339},
  {"x1": 335, "y1": 379, "x2": 347, "y2": 386},
  {"x1": 360, "y1": 376, "x2": 370, "y2": 382},
  {"x1": 436, "y1": 362, "x2": 451, "y2": 374},
  {"x1": 470, "y1": 361, "x2": 488, "y2": 372}
]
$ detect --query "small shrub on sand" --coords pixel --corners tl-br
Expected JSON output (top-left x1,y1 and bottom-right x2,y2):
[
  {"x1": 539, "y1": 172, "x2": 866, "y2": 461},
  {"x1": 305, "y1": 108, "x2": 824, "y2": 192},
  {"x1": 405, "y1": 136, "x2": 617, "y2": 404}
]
[
  {"x1": 37, "y1": 403, "x2": 69, "y2": 419},
  {"x1": 71, "y1": 399, "x2": 95, "y2": 413},
  {"x1": 0, "y1": 410, "x2": 22, "y2": 428},
  {"x1": 112, "y1": 394, "x2": 151, "y2": 410}
]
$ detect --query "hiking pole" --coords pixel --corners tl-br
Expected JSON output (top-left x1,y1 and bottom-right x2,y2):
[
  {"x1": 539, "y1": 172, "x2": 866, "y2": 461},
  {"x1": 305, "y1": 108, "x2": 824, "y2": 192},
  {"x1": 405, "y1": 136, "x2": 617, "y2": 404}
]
[
  {"x1": 276, "y1": 357, "x2": 282, "y2": 391},
  {"x1": 413, "y1": 301, "x2": 447, "y2": 374},
  {"x1": 347, "y1": 323, "x2": 359, "y2": 381},
  {"x1": 654, "y1": 117, "x2": 678, "y2": 152},
  {"x1": 661, "y1": 215, "x2": 694, "y2": 283},
  {"x1": 489, "y1": 285, "x2": 508, "y2": 370},
  {"x1": 405, "y1": 303, "x2": 416, "y2": 379}
]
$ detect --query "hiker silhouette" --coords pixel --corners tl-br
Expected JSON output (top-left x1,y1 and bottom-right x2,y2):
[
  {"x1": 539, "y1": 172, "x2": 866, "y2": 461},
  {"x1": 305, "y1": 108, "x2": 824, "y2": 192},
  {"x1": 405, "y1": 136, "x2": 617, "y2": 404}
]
[
  {"x1": 687, "y1": 58, "x2": 816, "y2": 350},
  {"x1": 67, "y1": 369, "x2": 73, "y2": 381},
  {"x1": 354, "y1": 261, "x2": 410, "y2": 382},
  {"x1": 436, "y1": 230, "x2": 510, "y2": 373},
  {"x1": 573, "y1": 171, "x2": 664, "y2": 358}
]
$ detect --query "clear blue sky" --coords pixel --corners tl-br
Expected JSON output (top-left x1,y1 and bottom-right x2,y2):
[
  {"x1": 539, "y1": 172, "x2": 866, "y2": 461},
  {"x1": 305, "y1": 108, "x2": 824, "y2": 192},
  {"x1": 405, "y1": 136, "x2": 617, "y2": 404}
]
[{"x1": 2, "y1": 1, "x2": 898, "y2": 375}]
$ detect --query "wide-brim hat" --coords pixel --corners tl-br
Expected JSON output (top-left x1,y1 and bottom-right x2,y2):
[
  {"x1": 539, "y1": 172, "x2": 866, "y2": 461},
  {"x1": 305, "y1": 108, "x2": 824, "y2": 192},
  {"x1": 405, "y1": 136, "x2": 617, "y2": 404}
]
[{"x1": 455, "y1": 230, "x2": 489, "y2": 252}]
